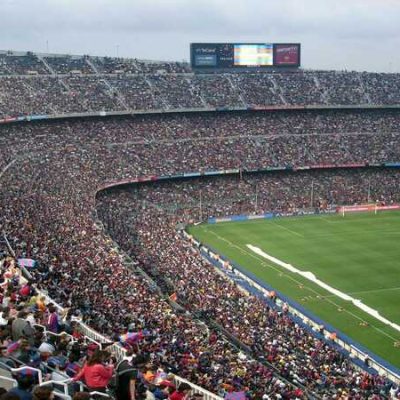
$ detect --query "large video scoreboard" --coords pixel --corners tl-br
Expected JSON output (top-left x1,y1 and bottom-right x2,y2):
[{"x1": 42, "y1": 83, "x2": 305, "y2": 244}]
[{"x1": 191, "y1": 43, "x2": 300, "y2": 69}]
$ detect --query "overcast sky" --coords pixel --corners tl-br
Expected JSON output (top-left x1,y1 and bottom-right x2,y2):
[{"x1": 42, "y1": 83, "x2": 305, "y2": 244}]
[{"x1": 2, "y1": 0, "x2": 400, "y2": 72}]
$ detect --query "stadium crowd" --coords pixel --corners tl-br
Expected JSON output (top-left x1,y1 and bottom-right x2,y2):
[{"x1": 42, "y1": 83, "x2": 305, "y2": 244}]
[
  {"x1": 2, "y1": 52, "x2": 400, "y2": 118},
  {"x1": 1, "y1": 99, "x2": 400, "y2": 397},
  {"x1": 97, "y1": 168, "x2": 400, "y2": 399}
]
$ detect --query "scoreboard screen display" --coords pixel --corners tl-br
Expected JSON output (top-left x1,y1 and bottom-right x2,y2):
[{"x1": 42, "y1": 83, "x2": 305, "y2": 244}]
[
  {"x1": 274, "y1": 44, "x2": 301, "y2": 66},
  {"x1": 234, "y1": 44, "x2": 273, "y2": 66},
  {"x1": 191, "y1": 43, "x2": 300, "y2": 69}
]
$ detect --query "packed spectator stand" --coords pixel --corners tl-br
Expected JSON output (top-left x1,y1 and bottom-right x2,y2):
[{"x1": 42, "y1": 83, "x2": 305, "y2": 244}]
[
  {"x1": 2, "y1": 50, "x2": 400, "y2": 119},
  {"x1": 1, "y1": 50, "x2": 400, "y2": 399}
]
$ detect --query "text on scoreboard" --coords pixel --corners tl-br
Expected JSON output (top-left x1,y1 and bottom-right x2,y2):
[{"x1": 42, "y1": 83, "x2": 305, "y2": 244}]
[{"x1": 191, "y1": 43, "x2": 300, "y2": 69}]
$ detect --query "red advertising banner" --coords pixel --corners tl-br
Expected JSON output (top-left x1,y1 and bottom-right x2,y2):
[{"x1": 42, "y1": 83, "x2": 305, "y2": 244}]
[
  {"x1": 337, "y1": 204, "x2": 400, "y2": 213},
  {"x1": 274, "y1": 44, "x2": 300, "y2": 66}
]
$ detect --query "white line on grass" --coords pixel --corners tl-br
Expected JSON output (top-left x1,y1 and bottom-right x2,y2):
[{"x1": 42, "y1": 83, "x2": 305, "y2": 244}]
[
  {"x1": 201, "y1": 228, "x2": 399, "y2": 342},
  {"x1": 271, "y1": 221, "x2": 304, "y2": 237},
  {"x1": 247, "y1": 244, "x2": 400, "y2": 335},
  {"x1": 320, "y1": 216, "x2": 336, "y2": 224},
  {"x1": 308, "y1": 229, "x2": 400, "y2": 238},
  {"x1": 321, "y1": 286, "x2": 400, "y2": 298}
]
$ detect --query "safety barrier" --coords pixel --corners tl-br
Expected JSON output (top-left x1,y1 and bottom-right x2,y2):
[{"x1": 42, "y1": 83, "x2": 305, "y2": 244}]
[
  {"x1": 0, "y1": 375, "x2": 17, "y2": 390},
  {"x1": 10, "y1": 366, "x2": 43, "y2": 384},
  {"x1": 33, "y1": 288, "x2": 223, "y2": 399},
  {"x1": 173, "y1": 375, "x2": 224, "y2": 400}
]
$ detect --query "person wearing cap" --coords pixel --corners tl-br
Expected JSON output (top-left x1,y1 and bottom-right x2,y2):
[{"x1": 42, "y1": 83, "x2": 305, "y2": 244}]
[{"x1": 8, "y1": 372, "x2": 35, "y2": 400}]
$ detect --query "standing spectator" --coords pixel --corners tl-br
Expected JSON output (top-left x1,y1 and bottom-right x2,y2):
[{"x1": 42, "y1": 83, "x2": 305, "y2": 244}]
[
  {"x1": 73, "y1": 350, "x2": 115, "y2": 393},
  {"x1": 11, "y1": 311, "x2": 35, "y2": 345},
  {"x1": 169, "y1": 383, "x2": 192, "y2": 400},
  {"x1": 115, "y1": 349, "x2": 139, "y2": 400},
  {"x1": 46, "y1": 305, "x2": 61, "y2": 334}
]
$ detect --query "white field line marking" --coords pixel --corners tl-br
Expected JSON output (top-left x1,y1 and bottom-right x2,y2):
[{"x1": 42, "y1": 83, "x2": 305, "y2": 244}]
[
  {"x1": 320, "y1": 216, "x2": 335, "y2": 224},
  {"x1": 321, "y1": 286, "x2": 400, "y2": 298},
  {"x1": 202, "y1": 228, "x2": 399, "y2": 341},
  {"x1": 270, "y1": 221, "x2": 304, "y2": 237},
  {"x1": 247, "y1": 244, "x2": 400, "y2": 334},
  {"x1": 308, "y1": 229, "x2": 400, "y2": 238}
]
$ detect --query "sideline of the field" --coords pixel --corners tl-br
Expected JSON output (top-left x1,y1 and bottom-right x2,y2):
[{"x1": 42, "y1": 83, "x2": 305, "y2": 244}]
[
  {"x1": 247, "y1": 244, "x2": 400, "y2": 335},
  {"x1": 203, "y1": 227, "x2": 399, "y2": 342},
  {"x1": 321, "y1": 286, "x2": 400, "y2": 298}
]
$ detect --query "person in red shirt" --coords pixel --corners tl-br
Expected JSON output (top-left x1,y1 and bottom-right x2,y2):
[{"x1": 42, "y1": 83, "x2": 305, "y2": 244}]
[
  {"x1": 73, "y1": 350, "x2": 115, "y2": 393},
  {"x1": 169, "y1": 383, "x2": 192, "y2": 400}
]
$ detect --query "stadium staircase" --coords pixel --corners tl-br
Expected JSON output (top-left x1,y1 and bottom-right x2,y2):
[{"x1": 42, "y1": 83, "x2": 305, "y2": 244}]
[
  {"x1": 36, "y1": 55, "x2": 56, "y2": 75},
  {"x1": 144, "y1": 75, "x2": 170, "y2": 109},
  {"x1": 313, "y1": 75, "x2": 330, "y2": 104},
  {"x1": 84, "y1": 57, "x2": 99, "y2": 74},
  {"x1": 225, "y1": 75, "x2": 247, "y2": 107},
  {"x1": 270, "y1": 75, "x2": 288, "y2": 105},
  {"x1": 358, "y1": 74, "x2": 372, "y2": 104},
  {"x1": 189, "y1": 76, "x2": 209, "y2": 108}
]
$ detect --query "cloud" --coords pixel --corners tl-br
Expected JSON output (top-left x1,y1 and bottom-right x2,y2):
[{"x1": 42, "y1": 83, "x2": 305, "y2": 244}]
[{"x1": 1, "y1": 0, "x2": 400, "y2": 71}]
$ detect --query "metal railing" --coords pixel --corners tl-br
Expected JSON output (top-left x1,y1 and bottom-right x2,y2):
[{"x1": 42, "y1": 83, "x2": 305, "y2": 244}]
[
  {"x1": 0, "y1": 375, "x2": 17, "y2": 390},
  {"x1": 10, "y1": 366, "x2": 43, "y2": 384},
  {"x1": 173, "y1": 375, "x2": 224, "y2": 400},
  {"x1": 33, "y1": 288, "x2": 223, "y2": 399}
]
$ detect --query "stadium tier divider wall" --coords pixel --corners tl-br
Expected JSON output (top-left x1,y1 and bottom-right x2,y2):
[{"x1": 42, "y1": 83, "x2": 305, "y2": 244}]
[
  {"x1": 181, "y1": 229, "x2": 400, "y2": 385},
  {"x1": 4, "y1": 104, "x2": 400, "y2": 126}
]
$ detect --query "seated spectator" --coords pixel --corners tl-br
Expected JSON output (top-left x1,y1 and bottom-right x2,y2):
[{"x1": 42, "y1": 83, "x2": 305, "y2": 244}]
[
  {"x1": 32, "y1": 387, "x2": 54, "y2": 400},
  {"x1": 0, "y1": 345, "x2": 16, "y2": 369},
  {"x1": 8, "y1": 372, "x2": 35, "y2": 400},
  {"x1": 0, "y1": 393, "x2": 20, "y2": 400},
  {"x1": 37, "y1": 336, "x2": 56, "y2": 360},
  {"x1": 72, "y1": 393, "x2": 91, "y2": 400}
]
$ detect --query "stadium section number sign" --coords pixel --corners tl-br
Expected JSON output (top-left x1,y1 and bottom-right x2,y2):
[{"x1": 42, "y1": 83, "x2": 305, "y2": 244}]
[{"x1": 191, "y1": 43, "x2": 301, "y2": 69}]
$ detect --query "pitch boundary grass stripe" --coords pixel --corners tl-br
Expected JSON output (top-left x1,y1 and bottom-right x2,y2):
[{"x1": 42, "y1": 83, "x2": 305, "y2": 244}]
[
  {"x1": 247, "y1": 243, "x2": 400, "y2": 334},
  {"x1": 203, "y1": 227, "x2": 399, "y2": 343}
]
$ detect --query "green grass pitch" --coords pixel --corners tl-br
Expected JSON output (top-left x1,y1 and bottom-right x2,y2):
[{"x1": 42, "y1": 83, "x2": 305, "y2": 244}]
[{"x1": 188, "y1": 211, "x2": 400, "y2": 368}]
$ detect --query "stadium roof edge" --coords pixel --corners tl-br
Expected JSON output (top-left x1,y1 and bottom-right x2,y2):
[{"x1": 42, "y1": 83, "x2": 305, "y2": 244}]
[
  {"x1": 0, "y1": 49, "x2": 189, "y2": 65},
  {"x1": 1, "y1": 49, "x2": 397, "y2": 73}
]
